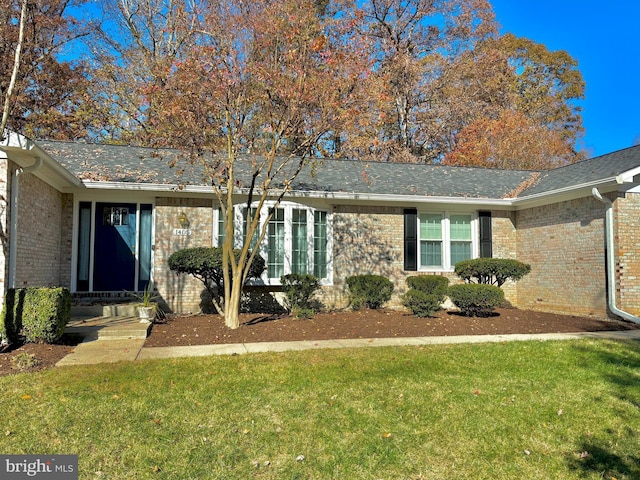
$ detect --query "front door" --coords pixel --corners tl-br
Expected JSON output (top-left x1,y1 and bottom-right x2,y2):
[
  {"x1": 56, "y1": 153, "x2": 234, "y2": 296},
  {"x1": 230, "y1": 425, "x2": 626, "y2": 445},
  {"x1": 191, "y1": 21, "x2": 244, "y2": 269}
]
[{"x1": 93, "y1": 203, "x2": 137, "y2": 291}]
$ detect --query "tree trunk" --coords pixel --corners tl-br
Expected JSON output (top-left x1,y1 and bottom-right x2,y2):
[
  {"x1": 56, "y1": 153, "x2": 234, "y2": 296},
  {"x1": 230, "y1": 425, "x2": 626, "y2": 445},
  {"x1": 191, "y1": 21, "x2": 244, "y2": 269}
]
[
  {"x1": 224, "y1": 271, "x2": 245, "y2": 329},
  {"x1": 1, "y1": 0, "x2": 27, "y2": 137}
]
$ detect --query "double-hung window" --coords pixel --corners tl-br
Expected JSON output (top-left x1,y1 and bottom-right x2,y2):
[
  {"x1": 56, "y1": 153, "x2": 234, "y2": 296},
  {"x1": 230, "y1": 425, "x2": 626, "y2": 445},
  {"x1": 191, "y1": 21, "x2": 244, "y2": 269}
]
[
  {"x1": 215, "y1": 203, "x2": 331, "y2": 283},
  {"x1": 418, "y1": 212, "x2": 474, "y2": 270}
]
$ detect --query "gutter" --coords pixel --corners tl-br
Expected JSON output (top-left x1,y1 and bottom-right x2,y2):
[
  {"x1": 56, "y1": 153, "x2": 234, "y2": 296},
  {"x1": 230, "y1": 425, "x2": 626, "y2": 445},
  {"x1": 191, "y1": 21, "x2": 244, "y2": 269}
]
[
  {"x1": 83, "y1": 181, "x2": 516, "y2": 208},
  {"x1": 8, "y1": 157, "x2": 43, "y2": 288},
  {"x1": 592, "y1": 187, "x2": 640, "y2": 324}
]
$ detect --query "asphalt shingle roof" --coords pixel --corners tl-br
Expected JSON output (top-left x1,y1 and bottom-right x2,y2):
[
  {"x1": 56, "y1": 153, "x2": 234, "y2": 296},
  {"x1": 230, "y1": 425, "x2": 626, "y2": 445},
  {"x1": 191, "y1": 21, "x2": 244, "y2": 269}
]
[
  {"x1": 520, "y1": 145, "x2": 640, "y2": 196},
  {"x1": 36, "y1": 140, "x2": 536, "y2": 199},
  {"x1": 36, "y1": 140, "x2": 640, "y2": 200}
]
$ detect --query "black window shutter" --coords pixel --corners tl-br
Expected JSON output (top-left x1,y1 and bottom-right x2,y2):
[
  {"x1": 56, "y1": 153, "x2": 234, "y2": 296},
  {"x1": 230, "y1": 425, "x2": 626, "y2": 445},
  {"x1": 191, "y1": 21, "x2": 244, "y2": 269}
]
[
  {"x1": 479, "y1": 211, "x2": 492, "y2": 258},
  {"x1": 404, "y1": 209, "x2": 418, "y2": 271}
]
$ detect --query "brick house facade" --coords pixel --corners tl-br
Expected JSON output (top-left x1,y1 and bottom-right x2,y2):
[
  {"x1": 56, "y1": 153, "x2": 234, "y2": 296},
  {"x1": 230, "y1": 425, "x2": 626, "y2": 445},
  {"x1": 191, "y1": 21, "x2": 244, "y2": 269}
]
[{"x1": 2, "y1": 132, "x2": 640, "y2": 322}]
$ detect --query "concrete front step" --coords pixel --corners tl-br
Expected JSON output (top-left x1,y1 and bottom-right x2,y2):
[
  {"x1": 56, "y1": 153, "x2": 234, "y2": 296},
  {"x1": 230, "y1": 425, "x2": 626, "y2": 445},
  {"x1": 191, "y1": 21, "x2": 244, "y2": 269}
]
[
  {"x1": 72, "y1": 304, "x2": 141, "y2": 318},
  {"x1": 66, "y1": 316, "x2": 151, "y2": 341}
]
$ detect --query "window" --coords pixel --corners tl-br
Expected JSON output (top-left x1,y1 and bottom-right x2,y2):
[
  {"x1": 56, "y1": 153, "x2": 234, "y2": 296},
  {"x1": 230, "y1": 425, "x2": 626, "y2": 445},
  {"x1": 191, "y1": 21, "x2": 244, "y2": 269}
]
[
  {"x1": 418, "y1": 212, "x2": 474, "y2": 270},
  {"x1": 420, "y1": 213, "x2": 443, "y2": 268},
  {"x1": 103, "y1": 207, "x2": 129, "y2": 226},
  {"x1": 313, "y1": 211, "x2": 328, "y2": 278},
  {"x1": 450, "y1": 214, "x2": 472, "y2": 265},
  {"x1": 215, "y1": 203, "x2": 331, "y2": 283},
  {"x1": 267, "y1": 208, "x2": 285, "y2": 278},
  {"x1": 291, "y1": 209, "x2": 308, "y2": 274}
]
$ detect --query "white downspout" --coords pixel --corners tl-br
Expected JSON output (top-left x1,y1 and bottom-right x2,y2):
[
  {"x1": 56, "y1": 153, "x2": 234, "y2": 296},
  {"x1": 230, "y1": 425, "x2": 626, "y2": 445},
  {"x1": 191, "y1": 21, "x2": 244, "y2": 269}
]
[
  {"x1": 8, "y1": 157, "x2": 43, "y2": 288},
  {"x1": 592, "y1": 187, "x2": 640, "y2": 324}
]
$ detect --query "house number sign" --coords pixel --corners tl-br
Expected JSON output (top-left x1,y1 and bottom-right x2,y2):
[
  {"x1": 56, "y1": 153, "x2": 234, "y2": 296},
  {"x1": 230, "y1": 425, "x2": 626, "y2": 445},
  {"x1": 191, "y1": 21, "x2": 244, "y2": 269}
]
[{"x1": 173, "y1": 228, "x2": 193, "y2": 236}]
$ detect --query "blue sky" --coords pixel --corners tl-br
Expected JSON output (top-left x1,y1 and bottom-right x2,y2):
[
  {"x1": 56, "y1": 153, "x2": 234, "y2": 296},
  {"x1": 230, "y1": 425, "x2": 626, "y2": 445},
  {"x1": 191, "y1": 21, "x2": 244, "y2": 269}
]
[{"x1": 491, "y1": 1, "x2": 640, "y2": 158}]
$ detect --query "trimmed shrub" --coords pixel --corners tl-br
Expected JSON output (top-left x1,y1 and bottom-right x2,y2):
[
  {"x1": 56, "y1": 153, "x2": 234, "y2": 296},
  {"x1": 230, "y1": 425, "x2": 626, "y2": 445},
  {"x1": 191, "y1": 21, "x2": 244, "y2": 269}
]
[
  {"x1": 454, "y1": 258, "x2": 531, "y2": 287},
  {"x1": 406, "y1": 275, "x2": 449, "y2": 296},
  {"x1": 448, "y1": 283, "x2": 505, "y2": 317},
  {"x1": 281, "y1": 273, "x2": 321, "y2": 318},
  {"x1": 346, "y1": 274, "x2": 394, "y2": 310},
  {"x1": 0, "y1": 287, "x2": 71, "y2": 344},
  {"x1": 402, "y1": 289, "x2": 442, "y2": 318},
  {"x1": 402, "y1": 275, "x2": 449, "y2": 318},
  {"x1": 168, "y1": 247, "x2": 266, "y2": 305}
]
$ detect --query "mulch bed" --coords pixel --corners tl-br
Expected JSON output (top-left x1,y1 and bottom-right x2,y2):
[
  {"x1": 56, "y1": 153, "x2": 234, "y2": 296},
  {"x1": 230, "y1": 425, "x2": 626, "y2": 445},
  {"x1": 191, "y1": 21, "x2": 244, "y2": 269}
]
[
  {"x1": 144, "y1": 308, "x2": 640, "y2": 347},
  {"x1": 1, "y1": 308, "x2": 638, "y2": 377},
  {"x1": 0, "y1": 334, "x2": 82, "y2": 377}
]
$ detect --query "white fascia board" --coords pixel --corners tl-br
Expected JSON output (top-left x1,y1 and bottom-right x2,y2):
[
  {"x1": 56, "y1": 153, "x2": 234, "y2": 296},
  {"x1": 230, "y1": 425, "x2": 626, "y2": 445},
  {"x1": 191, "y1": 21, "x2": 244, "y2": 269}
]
[
  {"x1": 289, "y1": 190, "x2": 515, "y2": 208},
  {"x1": 85, "y1": 180, "x2": 515, "y2": 208},
  {"x1": 615, "y1": 165, "x2": 640, "y2": 183},
  {"x1": 84, "y1": 176, "x2": 640, "y2": 209},
  {"x1": 82, "y1": 181, "x2": 214, "y2": 193},
  {"x1": 512, "y1": 177, "x2": 623, "y2": 209},
  {"x1": 1, "y1": 132, "x2": 83, "y2": 189}
]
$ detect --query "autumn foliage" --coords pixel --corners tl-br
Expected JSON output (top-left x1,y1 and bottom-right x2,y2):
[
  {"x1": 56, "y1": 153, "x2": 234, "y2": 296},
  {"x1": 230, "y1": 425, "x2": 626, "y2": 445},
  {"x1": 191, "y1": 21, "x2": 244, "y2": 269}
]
[
  {"x1": 442, "y1": 110, "x2": 578, "y2": 169},
  {"x1": 2, "y1": 0, "x2": 587, "y2": 167}
]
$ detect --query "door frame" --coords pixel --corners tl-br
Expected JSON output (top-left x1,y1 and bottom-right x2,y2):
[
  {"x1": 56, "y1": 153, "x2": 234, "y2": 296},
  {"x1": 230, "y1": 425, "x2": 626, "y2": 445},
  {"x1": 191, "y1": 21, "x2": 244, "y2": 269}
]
[{"x1": 71, "y1": 197, "x2": 155, "y2": 293}]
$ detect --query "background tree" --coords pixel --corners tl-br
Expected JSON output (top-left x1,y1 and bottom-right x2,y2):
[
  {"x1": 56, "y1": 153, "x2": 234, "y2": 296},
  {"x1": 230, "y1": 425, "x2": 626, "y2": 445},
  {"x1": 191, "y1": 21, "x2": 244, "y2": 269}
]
[
  {"x1": 442, "y1": 109, "x2": 577, "y2": 169},
  {"x1": 87, "y1": 0, "x2": 204, "y2": 143},
  {"x1": 342, "y1": 0, "x2": 497, "y2": 163},
  {"x1": 151, "y1": 0, "x2": 369, "y2": 328},
  {"x1": 440, "y1": 33, "x2": 585, "y2": 168},
  {"x1": 0, "y1": 0, "x2": 96, "y2": 140}
]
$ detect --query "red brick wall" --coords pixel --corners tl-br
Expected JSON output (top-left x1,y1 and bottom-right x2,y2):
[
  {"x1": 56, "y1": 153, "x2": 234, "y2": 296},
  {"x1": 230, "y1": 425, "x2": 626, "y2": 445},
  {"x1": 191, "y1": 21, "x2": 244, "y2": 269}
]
[
  {"x1": 154, "y1": 197, "x2": 214, "y2": 313},
  {"x1": 326, "y1": 205, "x2": 462, "y2": 309},
  {"x1": 14, "y1": 172, "x2": 66, "y2": 287},
  {"x1": 489, "y1": 210, "x2": 518, "y2": 303},
  {"x1": 613, "y1": 192, "x2": 640, "y2": 315},
  {"x1": 513, "y1": 197, "x2": 607, "y2": 317}
]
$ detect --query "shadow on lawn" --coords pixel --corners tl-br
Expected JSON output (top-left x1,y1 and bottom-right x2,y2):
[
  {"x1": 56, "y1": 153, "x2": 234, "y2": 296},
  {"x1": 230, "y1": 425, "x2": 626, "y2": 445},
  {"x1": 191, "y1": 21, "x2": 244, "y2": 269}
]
[
  {"x1": 567, "y1": 340, "x2": 640, "y2": 479},
  {"x1": 568, "y1": 443, "x2": 640, "y2": 479}
]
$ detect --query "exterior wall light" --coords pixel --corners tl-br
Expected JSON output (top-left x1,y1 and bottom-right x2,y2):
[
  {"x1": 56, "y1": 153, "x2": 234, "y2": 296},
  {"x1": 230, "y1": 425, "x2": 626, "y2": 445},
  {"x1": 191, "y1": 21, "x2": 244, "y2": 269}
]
[{"x1": 178, "y1": 211, "x2": 190, "y2": 229}]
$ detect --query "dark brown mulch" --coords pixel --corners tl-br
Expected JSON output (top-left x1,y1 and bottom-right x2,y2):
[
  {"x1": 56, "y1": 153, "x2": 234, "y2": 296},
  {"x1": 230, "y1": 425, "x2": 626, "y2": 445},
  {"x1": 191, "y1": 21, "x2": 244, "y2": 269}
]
[
  {"x1": 0, "y1": 334, "x2": 83, "y2": 377},
  {"x1": 144, "y1": 308, "x2": 640, "y2": 347},
  {"x1": 1, "y1": 308, "x2": 638, "y2": 377}
]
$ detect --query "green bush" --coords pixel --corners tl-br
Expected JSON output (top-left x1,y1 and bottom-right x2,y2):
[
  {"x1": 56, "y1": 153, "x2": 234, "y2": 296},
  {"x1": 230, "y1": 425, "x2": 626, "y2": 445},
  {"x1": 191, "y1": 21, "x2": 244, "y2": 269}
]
[
  {"x1": 402, "y1": 275, "x2": 449, "y2": 317},
  {"x1": 402, "y1": 289, "x2": 442, "y2": 317},
  {"x1": 448, "y1": 283, "x2": 504, "y2": 317},
  {"x1": 345, "y1": 274, "x2": 394, "y2": 310},
  {"x1": 454, "y1": 258, "x2": 531, "y2": 287},
  {"x1": 281, "y1": 274, "x2": 321, "y2": 318},
  {"x1": 168, "y1": 247, "x2": 266, "y2": 305},
  {"x1": 0, "y1": 287, "x2": 71, "y2": 344},
  {"x1": 406, "y1": 275, "x2": 449, "y2": 295}
]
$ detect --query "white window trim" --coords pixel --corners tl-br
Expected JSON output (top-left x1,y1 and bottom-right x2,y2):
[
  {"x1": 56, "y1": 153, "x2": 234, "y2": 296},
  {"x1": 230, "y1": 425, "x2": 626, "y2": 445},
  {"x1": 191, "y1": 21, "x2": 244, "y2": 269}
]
[
  {"x1": 417, "y1": 211, "x2": 478, "y2": 272},
  {"x1": 212, "y1": 201, "x2": 333, "y2": 285}
]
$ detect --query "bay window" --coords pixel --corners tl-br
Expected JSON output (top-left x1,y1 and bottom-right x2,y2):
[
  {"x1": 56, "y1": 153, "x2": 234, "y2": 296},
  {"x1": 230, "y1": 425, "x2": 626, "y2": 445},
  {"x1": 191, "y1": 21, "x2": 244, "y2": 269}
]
[{"x1": 215, "y1": 203, "x2": 331, "y2": 283}]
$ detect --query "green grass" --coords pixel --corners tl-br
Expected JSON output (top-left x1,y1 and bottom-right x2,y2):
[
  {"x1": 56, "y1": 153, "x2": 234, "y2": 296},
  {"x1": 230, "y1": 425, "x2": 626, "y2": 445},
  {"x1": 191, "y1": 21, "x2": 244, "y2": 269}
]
[{"x1": 0, "y1": 339, "x2": 639, "y2": 479}]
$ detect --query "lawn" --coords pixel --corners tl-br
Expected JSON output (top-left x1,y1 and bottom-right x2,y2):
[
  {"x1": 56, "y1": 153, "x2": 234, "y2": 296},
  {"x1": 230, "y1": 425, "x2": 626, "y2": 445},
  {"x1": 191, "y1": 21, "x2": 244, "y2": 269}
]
[{"x1": 0, "y1": 339, "x2": 638, "y2": 479}]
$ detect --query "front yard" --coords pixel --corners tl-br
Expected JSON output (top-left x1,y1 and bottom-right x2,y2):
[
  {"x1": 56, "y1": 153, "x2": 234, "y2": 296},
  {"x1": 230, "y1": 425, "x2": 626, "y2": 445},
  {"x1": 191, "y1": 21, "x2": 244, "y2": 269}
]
[{"x1": 0, "y1": 339, "x2": 638, "y2": 479}]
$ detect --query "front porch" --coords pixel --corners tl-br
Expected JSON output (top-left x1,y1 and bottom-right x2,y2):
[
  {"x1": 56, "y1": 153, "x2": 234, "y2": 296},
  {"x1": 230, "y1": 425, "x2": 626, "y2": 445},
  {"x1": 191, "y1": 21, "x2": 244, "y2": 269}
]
[{"x1": 57, "y1": 301, "x2": 153, "y2": 366}]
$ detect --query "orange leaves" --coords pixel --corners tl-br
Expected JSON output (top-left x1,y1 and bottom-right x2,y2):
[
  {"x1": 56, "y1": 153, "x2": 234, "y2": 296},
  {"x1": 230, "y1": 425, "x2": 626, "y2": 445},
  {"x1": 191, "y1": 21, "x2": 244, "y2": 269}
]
[
  {"x1": 310, "y1": 35, "x2": 327, "y2": 53},
  {"x1": 443, "y1": 110, "x2": 582, "y2": 170}
]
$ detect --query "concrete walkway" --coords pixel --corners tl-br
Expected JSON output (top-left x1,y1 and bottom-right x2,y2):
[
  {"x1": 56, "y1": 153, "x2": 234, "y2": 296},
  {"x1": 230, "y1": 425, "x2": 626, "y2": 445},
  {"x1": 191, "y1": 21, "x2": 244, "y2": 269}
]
[
  {"x1": 56, "y1": 314, "x2": 151, "y2": 367},
  {"x1": 55, "y1": 315, "x2": 640, "y2": 367}
]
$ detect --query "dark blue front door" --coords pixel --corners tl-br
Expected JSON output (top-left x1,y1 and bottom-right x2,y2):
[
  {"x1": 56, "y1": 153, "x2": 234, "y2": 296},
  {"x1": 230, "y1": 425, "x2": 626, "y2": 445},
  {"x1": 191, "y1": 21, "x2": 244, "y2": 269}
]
[{"x1": 93, "y1": 203, "x2": 137, "y2": 291}]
